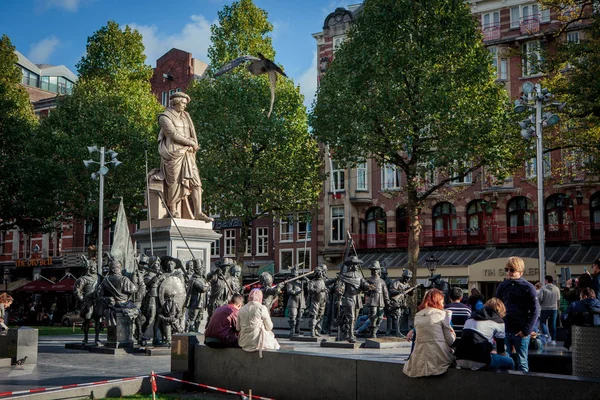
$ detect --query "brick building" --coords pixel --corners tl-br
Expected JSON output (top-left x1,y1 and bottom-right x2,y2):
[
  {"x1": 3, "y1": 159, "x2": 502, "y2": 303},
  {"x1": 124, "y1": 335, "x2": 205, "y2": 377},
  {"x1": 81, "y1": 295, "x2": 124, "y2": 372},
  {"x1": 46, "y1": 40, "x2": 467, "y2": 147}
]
[{"x1": 313, "y1": 2, "x2": 600, "y2": 296}]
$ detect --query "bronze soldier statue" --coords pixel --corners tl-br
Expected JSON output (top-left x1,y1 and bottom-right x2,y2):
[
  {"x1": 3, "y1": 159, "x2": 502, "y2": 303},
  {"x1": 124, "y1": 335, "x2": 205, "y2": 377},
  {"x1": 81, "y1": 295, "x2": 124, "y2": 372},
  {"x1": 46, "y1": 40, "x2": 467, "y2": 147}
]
[
  {"x1": 364, "y1": 261, "x2": 390, "y2": 338},
  {"x1": 229, "y1": 264, "x2": 242, "y2": 294},
  {"x1": 339, "y1": 256, "x2": 372, "y2": 343},
  {"x1": 206, "y1": 258, "x2": 235, "y2": 323},
  {"x1": 285, "y1": 267, "x2": 307, "y2": 336},
  {"x1": 388, "y1": 269, "x2": 415, "y2": 337},
  {"x1": 141, "y1": 257, "x2": 164, "y2": 345},
  {"x1": 157, "y1": 292, "x2": 183, "y2": 346},
  {"x1": 185, "y1": 259, "x2": 209, "y2": 332},
  {"x1": 307, "y1": 264, "x2": 329, "y2": 337},
  {"x1": 131, "y1": 255, "x2": 148, "y2": 345},
  {"x1": 259, "y1": 271, "x2": 284, "y2": 312},
  {"x1": 73, "y1": 255, "x2": 103, "y2": 346}
]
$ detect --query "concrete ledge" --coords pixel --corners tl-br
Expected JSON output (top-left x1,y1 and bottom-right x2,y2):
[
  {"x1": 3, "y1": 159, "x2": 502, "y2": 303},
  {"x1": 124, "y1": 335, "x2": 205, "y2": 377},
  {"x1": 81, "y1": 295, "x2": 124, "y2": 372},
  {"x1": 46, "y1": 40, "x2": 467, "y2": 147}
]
[{"x1": 194, "y1": 345, "x2": 600, "y2": 400}]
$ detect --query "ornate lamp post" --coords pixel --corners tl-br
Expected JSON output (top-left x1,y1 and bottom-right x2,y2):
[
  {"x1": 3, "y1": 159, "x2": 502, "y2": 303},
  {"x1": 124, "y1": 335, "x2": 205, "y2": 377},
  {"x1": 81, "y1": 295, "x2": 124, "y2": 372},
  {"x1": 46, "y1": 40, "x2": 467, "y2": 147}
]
[
  {"x1": 514, "y1": 82, "x2": 565, "y2": 283},
  {"x1": 426, "y1": 255, "x2": 439, "y2": 277},
  {"x1": 83, "y1": 146, "x2": 121, "y2": 270}
]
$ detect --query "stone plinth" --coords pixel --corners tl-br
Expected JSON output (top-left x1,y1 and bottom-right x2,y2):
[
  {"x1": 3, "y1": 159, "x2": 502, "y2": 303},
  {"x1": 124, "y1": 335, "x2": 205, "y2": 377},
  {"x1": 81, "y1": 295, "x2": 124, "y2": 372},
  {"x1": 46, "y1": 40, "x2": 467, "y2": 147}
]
[
  {"x1": 289, "y1": 335, "x2": 319, "y2": 342},
  {"x1": 364, "y1": 337, "x2": 411, "y2": 349},
  {"x1": 0, "y1": 327, "x2": 38, "y2": 364},
  {"x1": 105, "y1": 310, "x2": 134, "y2": 349},
  {"x1": 320, "y1": 339, "x2": 360, "y2": 349},
  {"x1": 133, "y1": 218, "x2": 221, "y2": 274},
  {"x1": 171, "y1": 333, "x2": 204, "y2": 380}
]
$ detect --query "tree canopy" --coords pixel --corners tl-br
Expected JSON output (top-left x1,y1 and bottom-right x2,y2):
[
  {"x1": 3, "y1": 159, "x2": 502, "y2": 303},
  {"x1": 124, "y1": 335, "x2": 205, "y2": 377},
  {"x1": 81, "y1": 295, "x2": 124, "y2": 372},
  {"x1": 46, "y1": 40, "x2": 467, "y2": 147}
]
[
  {"x1": 310, "y1": 0, "x2": 519, "y2": 279},
  {"x1": 0, "y1": 34, "x2": 43, "y2": 231},
  {"x1": 187, "y1": 0, "x2": 322, "y2": 263},
  {"x1": 37, "y1": 21, "x2": 162, "y2": 233}
]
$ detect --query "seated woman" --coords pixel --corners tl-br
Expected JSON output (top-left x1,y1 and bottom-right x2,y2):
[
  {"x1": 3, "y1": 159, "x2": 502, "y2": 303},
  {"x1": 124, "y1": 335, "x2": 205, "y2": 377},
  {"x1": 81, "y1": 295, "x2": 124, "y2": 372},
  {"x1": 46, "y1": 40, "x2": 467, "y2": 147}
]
[
  {"x1": 403, "y1": 289, "x2": 456, "y2": 378},
  {"x1": 561, "y1": 287, "x2": 600, "y2": 349},
  {"x1": 454, "y1": 298, "x2": 515, "y2": 371},
  {"x1": 237, "y1": 288, "x2": 280, "y2": 357}
]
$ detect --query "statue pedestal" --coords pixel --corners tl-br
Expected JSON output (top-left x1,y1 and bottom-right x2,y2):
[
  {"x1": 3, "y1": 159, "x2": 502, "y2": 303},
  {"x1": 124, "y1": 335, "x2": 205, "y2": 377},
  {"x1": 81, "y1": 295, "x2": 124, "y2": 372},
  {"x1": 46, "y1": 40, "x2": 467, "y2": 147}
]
[
  {"x1": 105, "y1": 310, "x2": 134, "y2": 349},
  {"x1": 133, "y1": 218, "x2": 221, "y2": 274}
]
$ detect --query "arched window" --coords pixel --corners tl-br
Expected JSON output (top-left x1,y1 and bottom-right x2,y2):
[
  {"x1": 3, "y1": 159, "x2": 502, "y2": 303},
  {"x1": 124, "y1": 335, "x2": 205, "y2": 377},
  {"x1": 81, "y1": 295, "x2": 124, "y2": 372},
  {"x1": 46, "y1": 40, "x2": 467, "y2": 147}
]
[
  {"x1": 591, "y1": 191, "x2": 600, "y2": 238},
  {"x1": 366, "y1": 207, "x2": 387, "y2": 249},
  {"x1": 432, "y1": 202, "x2": 457, "y2": 244},
  {"x1": 546, "y1": 193, "x2": 574, "y2": 241},
  {"x1": 396, "y1": 207, "x2": 408, "y2": 247},
  {"x1": 466, "y1": 200, "x2": 492, "y2": 244},
  {"x1": 507, "y1": 196, "x2": 535, "y2": 241}
]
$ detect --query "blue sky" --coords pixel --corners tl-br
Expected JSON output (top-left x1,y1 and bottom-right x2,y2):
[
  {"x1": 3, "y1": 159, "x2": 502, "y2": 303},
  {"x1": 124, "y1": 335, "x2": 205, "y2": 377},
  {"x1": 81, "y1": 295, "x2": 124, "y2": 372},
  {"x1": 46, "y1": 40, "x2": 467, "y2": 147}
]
[{"x1": 1, "y1": 0, "x2": 356, "y2": 108}]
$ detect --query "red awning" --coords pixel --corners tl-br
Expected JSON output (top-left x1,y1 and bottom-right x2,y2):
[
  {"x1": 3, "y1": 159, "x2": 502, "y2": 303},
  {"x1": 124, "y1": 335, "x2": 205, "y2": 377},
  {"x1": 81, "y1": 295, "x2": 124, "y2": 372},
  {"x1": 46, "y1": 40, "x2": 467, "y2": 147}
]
[
  {"x1": 51, "y1": 277, "x2": 75, "y2": 292},
  {"x1": 16, "y1": 279, "x2": 55, "y2": 292}
]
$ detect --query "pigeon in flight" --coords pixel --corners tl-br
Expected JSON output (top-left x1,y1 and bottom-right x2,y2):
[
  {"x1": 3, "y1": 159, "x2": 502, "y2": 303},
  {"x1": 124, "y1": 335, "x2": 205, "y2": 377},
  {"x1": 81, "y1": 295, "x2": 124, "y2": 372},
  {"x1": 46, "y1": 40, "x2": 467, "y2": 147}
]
[
  {"x1": 214, "y1": 53, "x2": 287, "y2": 117},
  {"x1": 15, "y1": 355, "x2": 27, "y2": 366}
]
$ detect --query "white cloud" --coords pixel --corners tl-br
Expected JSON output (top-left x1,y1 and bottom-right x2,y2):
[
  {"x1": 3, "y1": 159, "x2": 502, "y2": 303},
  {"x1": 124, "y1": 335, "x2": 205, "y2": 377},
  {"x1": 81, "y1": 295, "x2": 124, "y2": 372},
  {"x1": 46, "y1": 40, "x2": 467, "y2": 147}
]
[
  {"x1": 297, "y1": 50, "x2": 318, "y2": 111},
  {"x1": 27, "y1": 36, "x2": 61, "y2": 64},
  {"x1": 37, "y1": 0, "x2": 84, "y2": 12},
  {"x1": 321, "y1": 1, "x2": 350, "y2": 17},
  {"x1": 271, "y1": 20, "x2": 289, "y2": 42},
  {"x1": 129, "y1": 14, "x2": 216, "y2": 67}
]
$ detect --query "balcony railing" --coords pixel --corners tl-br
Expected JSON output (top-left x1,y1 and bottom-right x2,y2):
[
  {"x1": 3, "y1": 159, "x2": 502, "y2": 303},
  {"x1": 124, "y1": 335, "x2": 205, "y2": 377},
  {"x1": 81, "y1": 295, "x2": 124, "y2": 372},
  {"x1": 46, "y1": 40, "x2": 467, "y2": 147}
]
[
  {"x1": 520, "y1": 16, "x2": 540, "y2": 35},
  {"x1": 482, "y1": 22, "x2": 501, "y2": 41},
  {"x1": 353, "y1": 222, "x2": 597, "y2": 250}
]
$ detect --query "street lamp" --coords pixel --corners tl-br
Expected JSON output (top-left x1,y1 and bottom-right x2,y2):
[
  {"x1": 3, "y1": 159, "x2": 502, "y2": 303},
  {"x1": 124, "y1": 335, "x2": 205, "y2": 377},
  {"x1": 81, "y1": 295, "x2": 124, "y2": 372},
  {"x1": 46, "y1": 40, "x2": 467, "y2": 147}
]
[
  {"x1": 3, "y1": 268, "x2": 9, "y2": 293},
  {"x1": 426, "y1": 255, "x2": 439, "y2": 277},
  {"x1": 83, "y1": 146, "x2": 121, "y2": 270},
  {"x1": 514, "y1": 82, "x2": 565, "y2": 283}
]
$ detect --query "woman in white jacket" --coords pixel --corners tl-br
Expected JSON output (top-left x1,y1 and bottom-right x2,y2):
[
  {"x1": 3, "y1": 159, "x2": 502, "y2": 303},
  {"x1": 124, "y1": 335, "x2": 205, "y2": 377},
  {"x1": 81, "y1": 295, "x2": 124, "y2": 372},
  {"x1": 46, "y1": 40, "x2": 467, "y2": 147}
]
[
  {"x1": 403, "y1": 289, "x2": 456, "y2": 377},
  {"x1": 237, "y1": 288, "x2": 280, "y2": 356}
]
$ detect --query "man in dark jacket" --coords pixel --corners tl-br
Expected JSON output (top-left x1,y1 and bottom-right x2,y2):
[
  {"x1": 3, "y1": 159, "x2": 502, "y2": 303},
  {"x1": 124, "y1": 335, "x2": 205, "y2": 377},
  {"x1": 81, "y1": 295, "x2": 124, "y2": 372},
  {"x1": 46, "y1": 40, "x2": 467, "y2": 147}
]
[
  {"x1": 591, "y1": 259, "x2": 600, "y2": 298},
  {"x1": 495, "y1": 256, "x2": 539, "y2": 372},
  {"x1": 561, "y1": 287, "x2": 600, "y2": 349}
]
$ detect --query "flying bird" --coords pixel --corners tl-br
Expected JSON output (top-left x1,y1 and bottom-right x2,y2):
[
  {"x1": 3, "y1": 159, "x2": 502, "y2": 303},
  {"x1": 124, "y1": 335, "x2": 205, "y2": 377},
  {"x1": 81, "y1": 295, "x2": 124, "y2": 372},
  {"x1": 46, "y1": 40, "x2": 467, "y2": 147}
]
[
  {"x1": 214, "y1": 53, "x2": 287, "y2": 118},
  {"x1": 15, "y1": 356, "x2": 27, "y2": 366}
]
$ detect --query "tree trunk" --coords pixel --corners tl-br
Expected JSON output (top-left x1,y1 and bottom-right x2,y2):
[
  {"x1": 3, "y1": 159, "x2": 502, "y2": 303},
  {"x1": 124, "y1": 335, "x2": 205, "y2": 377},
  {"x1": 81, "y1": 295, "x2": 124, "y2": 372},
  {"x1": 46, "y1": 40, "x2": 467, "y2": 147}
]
[{"x1": 406, "y1": 189, "x2": 422, "y2": 316}]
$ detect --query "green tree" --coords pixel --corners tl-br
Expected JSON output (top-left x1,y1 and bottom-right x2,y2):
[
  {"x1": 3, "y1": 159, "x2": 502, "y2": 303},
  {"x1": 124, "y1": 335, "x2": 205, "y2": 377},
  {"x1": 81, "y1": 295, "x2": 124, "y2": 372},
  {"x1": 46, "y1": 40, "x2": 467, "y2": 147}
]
[
  {"x1": 310, "y1": 0, "x2": 519, "y2": 285},
  {"x1": 539, "y1": 0, "x2": 600, "y2": 175},
  {"x1": 37, "y1": 21, "x2": 162, "y2": 242},
  {"x1": 0, "y1": 34, "x2": 45, "y2": 232},
  {"x1": 187, "y1": 0, "x2": 322, "y2": 264}
]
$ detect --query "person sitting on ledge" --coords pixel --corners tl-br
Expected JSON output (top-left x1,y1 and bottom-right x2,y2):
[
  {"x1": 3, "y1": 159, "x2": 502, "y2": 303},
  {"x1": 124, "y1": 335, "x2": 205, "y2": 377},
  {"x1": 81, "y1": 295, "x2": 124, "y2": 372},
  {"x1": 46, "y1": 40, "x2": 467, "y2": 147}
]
[
  {"x1": 237, "y1": 288, "x2": 280, "y2": 357},
  {"x1": 454, "y1": 298, "x2": 515, "y2": 371},
  {"x1": 204, "y1": 294, "x2": 244, "y2": 349},
  {"x1": 561, "y1": 287, "x2": 600, "y2": 349}
]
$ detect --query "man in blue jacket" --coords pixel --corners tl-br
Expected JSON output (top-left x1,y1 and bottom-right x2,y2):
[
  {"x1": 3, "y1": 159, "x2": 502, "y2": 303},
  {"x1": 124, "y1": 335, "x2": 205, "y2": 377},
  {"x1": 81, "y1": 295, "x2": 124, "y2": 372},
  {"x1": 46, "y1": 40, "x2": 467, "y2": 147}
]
[{"x1": 495, "y1": 256, "x2": 539, "y2": 372}]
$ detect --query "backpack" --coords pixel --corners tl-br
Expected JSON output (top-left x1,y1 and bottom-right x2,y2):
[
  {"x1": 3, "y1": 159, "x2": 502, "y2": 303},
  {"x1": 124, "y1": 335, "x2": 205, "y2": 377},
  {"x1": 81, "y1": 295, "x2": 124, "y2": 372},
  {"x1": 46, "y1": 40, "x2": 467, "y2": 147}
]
[{"x1": 475, "y1": 300, "x2": 484, "y2": 311}]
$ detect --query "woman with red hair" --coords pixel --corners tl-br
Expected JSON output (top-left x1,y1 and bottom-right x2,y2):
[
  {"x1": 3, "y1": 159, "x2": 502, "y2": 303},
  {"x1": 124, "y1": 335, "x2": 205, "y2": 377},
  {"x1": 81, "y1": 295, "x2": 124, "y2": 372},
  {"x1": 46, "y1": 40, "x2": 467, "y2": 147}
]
[{"x1": 403, "y1": 289, "x2": 456, "y2": 377}]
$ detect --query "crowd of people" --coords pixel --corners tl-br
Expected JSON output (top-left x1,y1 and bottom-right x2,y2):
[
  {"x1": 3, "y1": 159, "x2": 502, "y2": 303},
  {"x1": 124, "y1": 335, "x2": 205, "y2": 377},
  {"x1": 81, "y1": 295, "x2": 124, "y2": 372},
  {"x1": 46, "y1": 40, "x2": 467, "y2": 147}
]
[{"x1": 403, "y1": 256, "x2": 600, "y2": 378}]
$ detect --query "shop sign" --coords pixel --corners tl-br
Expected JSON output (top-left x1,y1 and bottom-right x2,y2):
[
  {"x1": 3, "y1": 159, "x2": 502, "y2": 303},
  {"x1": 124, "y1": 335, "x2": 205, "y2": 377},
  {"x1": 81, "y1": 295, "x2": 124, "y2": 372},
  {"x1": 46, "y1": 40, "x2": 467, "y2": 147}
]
[
  {"x1": 16, "y1": 258, "x2": 53, "y2": 267},
  {"x1": 483, "y1": 267, "x2": 539, "y2": 278},
  {"x1": 213, "y1": 218, "x2": 243, "y2": 230}
]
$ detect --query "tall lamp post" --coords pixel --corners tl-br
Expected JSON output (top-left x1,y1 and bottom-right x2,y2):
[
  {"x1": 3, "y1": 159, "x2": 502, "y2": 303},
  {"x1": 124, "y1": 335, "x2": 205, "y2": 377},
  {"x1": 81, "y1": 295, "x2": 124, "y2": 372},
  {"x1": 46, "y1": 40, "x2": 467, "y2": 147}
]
[
  {"x1": 426, "y1": 255, "x2": 439, "y2": 277},
  {"x1": 84, "y1": 146, "x2": 122, "y2": 270},
  {"x1": 514, "y1": 82, "x2": 565, "y2": 283}
]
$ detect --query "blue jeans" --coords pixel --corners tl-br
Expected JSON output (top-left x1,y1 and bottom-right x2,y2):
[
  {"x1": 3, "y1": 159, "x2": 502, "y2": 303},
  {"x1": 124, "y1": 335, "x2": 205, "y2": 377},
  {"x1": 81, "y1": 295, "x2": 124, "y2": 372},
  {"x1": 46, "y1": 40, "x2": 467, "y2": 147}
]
[
  {"x1": 355, "y1": 315, "x2": 370, "y2": 333},
  {"x1": 489, "y1": 353, "x2": 515, "y2": 370},
  {"x1": 504, "y1": 332, "x2": 531, "y2": 372},
  {"x1": 540, "y1": 310, "x2": 558, "y2": 341}
]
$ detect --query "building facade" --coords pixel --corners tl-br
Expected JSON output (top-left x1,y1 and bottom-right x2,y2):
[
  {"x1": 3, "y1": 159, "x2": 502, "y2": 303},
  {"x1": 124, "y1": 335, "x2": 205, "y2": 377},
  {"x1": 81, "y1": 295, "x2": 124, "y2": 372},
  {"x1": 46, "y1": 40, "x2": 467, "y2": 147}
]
[{"x1": 314, "y1": 2, "x2": 600, "y2": 296}]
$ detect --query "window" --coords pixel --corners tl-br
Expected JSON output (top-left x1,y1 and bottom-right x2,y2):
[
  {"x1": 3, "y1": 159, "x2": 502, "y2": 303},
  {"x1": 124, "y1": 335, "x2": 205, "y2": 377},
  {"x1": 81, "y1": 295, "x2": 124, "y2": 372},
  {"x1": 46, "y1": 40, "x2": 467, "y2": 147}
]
[
  {"x1": 84, "y1": 220, "x2": 94, "y2": 248},
  {"x1": 432, "y1": 202, "x2": 458, "y2": 243},
  {"x1": 525, "y1": 151, "x2": 551, "y2": 179},
  {"x1": 451, "y1": 162, "x2": 473, "y2": 185},
  {"x1": 0, "y1": 231, "x2": 5, "y2": 255},
  {"x1": 331, "y1": 206, "x2": 345, "y2": 242},
  {"x1": 245, "y1": 228, "x2": 252, "y2": 256},
  {"x1": 382, "y1": 163, "x2": 401, "y2": 190},
  {"x1": 507, "y1": 196, "x2": 536, "y2": 237},
  {"x1": 489, "y1": 47, "x2": 507, "y2": 80},
  {"x1": 297, "y1": 248, "x2": 311, "y2": 271},
  {"x1": 280, "y1": 216, "x2": 294, "y2": 242},
  {"x1": 224, "y1": 229, "x2": 236, "y2": 257},
  {"x1": 540, "y1": 7, "x2": 551, "y2": 23},
  {"x1": 510, "y1": 4, "x2": 548, "y2": 27},
  {"x1": 211, "y1": 238, "x2": 220, "y2": 257},
  {"x1": 482, "y1": 11, "x2": 500, "y2": 29},
  {"x1": 591, "y1": 192, "x2": 600, "y2": 237},
  {"x1": 256, "y1": 227, "x2": 268, "y2": 255},
  {"x1": 521, "y1": 41, "x2": 543, "y2": 76},
  {"x1": 356, "y1": 161, "x2": 368, "y2": 191},
  {"x1": 331, "y1": 161, "x2": 345, "y2": 191},
  {"x1": 333, "y1": 35, "x2": 346, "y2": 53},
  {"x1": 162, "y1": 91, "x2": 168, "y2": 106},
  {"x1": 298, "y1": 220, "x2": 312, "y2": 241},
  {"x1": 280, "y1": 249, "x2": 293, "y2": 271},
  {"x1": 489, "y1": 47, "x2": 498, "y2": 72},
  {"x1": 546, "y1": 194, "x2": 574, "y2": 239},
  {"x1": 499, "y1": 58, "x2": 508, "y2": 80},
  {"x1": 510, "y1": 6, "x2": 521, "y2": 28},
  {"x1": 567, "y1": 31, "x2": 580, "y2": 44}
]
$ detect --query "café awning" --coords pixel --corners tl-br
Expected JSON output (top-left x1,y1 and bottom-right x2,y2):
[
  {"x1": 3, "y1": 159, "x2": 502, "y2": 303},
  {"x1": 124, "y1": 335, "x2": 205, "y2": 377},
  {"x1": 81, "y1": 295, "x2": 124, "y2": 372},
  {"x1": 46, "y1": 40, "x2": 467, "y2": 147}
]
[
  {"x1": 5, "y1": 278, "x2": 31, "y2": 292},
  {"x1": 50, "y1": 277, "x2": 75, "y2": 292},
  {"x1": 16, "y1": 278, "x2": 55, "y2": 292}
]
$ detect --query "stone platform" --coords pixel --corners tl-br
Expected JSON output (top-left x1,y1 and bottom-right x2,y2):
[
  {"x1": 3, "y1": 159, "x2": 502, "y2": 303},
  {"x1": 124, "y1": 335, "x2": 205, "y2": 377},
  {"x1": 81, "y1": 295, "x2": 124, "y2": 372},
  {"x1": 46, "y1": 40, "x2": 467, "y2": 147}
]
[{"x1": 364, "y1": 337, "x2": 411, "y2": 349}]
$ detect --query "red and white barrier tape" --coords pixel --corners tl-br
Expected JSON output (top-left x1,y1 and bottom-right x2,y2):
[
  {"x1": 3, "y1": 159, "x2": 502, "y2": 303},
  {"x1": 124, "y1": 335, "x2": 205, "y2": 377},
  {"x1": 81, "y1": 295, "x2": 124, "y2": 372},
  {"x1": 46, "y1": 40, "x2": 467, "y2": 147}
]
[
  {"x1": 0, "y1": 375, "x2": 146, "y2": 398},
  {"x1": 154, "y1": 373, "x2": 275, "y2": 400}
]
